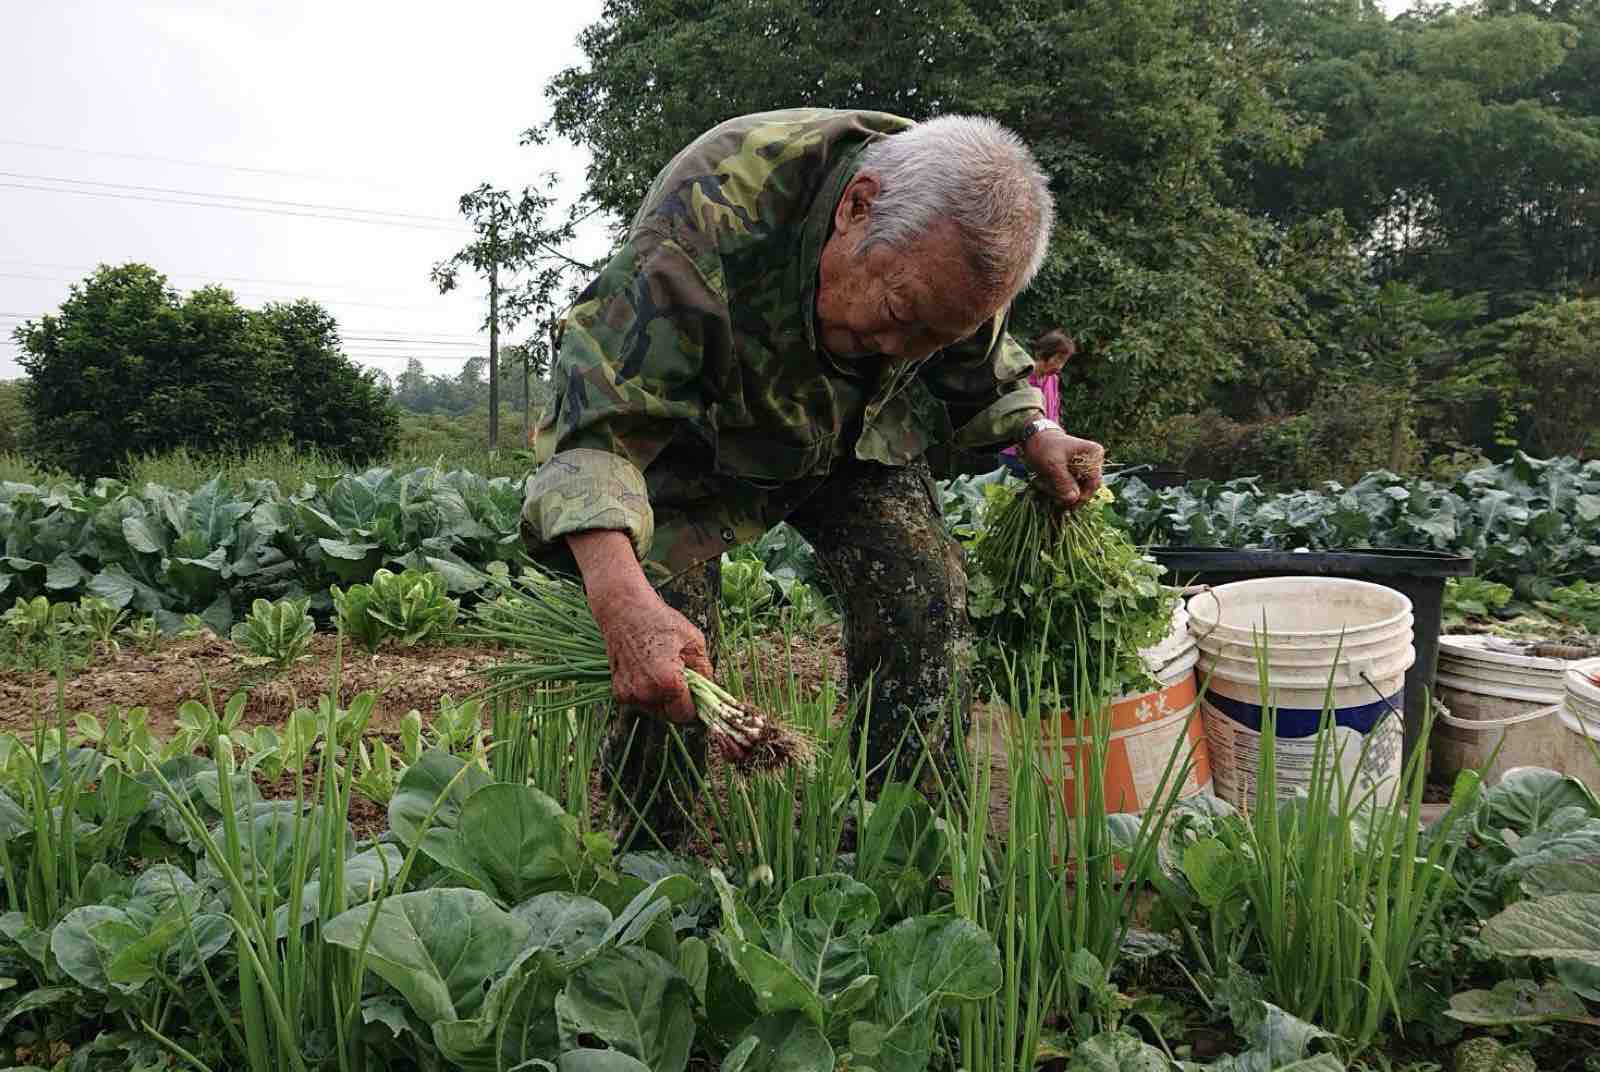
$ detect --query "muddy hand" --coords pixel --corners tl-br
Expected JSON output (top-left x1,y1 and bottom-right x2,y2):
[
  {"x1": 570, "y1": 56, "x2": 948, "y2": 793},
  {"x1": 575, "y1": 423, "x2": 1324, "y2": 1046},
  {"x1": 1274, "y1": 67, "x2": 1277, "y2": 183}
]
[{"x1": 1019, "y1": 429, "x2": 1105, "y2": 509}]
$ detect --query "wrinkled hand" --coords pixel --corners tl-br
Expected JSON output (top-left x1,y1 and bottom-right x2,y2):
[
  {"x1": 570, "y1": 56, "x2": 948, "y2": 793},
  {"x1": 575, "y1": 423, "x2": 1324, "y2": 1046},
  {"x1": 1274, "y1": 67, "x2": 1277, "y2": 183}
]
[
  {"x1": 589, "y1": 584, "x2": 712, "y2": 724},
  {"x1": 1019, "y1": 429, "x2": 1105, "y2": 509}
]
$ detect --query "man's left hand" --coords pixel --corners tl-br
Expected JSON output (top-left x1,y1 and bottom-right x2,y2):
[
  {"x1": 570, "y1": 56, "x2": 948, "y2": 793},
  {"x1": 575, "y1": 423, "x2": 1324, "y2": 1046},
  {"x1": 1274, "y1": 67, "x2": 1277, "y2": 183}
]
[{"x1": 1019, "y1": 428, "x2": 1105, "y2": 509}]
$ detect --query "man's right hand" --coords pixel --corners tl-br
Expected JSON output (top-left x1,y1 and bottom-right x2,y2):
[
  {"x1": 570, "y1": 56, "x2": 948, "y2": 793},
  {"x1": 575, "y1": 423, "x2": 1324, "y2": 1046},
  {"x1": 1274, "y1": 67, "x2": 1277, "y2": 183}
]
[{"x1": 568, "y1": 529, "x2": 711, "y2": 725}]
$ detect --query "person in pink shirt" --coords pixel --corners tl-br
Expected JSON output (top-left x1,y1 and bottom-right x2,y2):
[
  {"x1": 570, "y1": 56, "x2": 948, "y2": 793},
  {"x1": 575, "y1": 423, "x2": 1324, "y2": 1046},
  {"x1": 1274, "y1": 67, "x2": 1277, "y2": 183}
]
[{"x1": 999, "y1": 329, "x2": 1075, "y2": 477}]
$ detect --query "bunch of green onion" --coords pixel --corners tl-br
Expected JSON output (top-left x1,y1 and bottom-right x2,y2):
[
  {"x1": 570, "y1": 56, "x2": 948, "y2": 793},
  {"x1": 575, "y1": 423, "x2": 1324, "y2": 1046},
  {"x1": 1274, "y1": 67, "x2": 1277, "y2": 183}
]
[
  {"x1": 461, "y1": 568, "x2": 816, "y2": 777},
  {"x1": 971, "y1": 476, "x2": 1175, "y2": 706}
]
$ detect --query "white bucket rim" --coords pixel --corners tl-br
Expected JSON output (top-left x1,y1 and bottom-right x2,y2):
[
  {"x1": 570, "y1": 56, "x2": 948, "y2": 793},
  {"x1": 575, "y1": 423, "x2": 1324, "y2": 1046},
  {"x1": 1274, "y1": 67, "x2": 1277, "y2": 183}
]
[
  {"x1": 1197, "y1": 646, "x2": 1415, "y2": 689},
  {"x1": 1567, "y1": 659, "x2": 1600, "y2": 704},
  {"x1": 1436, "y1": 674, "x2": 1566, "y2": 705},
  {"x1": 1187, "y1": 577, "x2": 1413, "y2": 640},
  {"x1": 1197, "y1": 626, "x2": 1414, "y2": 662},
  {"x1": 1439, "y1": 635, "x2": 1571, "y2": 673},
  {"x1": 1559, "y1": 708, "x2": 1600, "y2": 741},
  {"x1": 1436, "y1": 702, "x2": 1562, "y2": 732},
  {"x1": 1436, "y1": 658, "x2": 1569, "y2": 684}
]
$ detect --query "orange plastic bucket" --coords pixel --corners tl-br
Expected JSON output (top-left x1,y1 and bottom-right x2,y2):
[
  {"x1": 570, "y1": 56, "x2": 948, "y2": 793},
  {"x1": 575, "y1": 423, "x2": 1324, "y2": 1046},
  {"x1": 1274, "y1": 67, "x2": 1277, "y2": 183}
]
[{"x1": 974, "y1": 645, "x2": 1213, "y2": 824}]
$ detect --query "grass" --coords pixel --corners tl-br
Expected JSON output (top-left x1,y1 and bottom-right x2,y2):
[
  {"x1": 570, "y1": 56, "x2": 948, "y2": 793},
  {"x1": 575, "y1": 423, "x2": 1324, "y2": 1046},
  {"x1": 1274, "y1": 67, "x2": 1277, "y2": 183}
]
[
  {"x1": 0, "y1": 450, "x2": 67, "y2": 485},
  {"x1": 117, "y1": 441, "x2": 535, "y2": 492}
]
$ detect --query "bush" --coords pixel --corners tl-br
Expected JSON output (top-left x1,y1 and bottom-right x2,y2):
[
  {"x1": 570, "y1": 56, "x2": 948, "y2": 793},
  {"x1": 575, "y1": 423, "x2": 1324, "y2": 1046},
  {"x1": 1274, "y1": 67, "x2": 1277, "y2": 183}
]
[
  {"x1": 13, "y1": 264, "x2": 399, "y2": 477},
  {"x1": 0, "y1": 379, "x2": 30, "y2": 454},
  {"x1": 1130, "y1": 385, "x2": 1420, "y2": 489}
]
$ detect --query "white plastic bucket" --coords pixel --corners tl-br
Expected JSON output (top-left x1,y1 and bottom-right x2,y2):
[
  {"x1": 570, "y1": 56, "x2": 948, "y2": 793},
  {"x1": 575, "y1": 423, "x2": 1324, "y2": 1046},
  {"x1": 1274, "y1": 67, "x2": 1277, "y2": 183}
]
[
  {"x1": 1189, "y1": 578, "x2": 1414, "y2": 809},
  {"x1": 1435, "y1": 636, "x2": 1569, "y2": 707},
  {"x1": 1569, "y1": 658, "x2": 1600, "y2": 712},
  {"x1": 1562, "y1": 658, "x2": 1600, "y2": 789},
  {"x1": 1433, "y1": 703, "x2": 1566, "y2": 784},
  {"x1": 1430, "y1": 636, "x2": 1571, "y2": 785},
  {"x1": 1559, "y1": 710, "x2": 1600, "y2": 792}
]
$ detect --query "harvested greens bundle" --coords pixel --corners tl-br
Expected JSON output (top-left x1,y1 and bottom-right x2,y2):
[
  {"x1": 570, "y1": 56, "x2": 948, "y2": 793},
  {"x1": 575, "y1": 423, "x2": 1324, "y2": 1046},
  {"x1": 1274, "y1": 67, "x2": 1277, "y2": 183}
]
[
  {"x1": 462, "y1": 568, "x2": 816, "y2": 777},
  {"x1": 967, "y1": 481, "x2": 1177, "y2": 709}
]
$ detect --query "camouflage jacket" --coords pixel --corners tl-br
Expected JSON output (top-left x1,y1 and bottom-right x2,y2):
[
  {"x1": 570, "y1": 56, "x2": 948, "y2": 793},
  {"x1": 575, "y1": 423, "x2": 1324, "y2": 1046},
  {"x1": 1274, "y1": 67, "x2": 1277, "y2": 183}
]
[{"x1": 523, "y1": 108, "x2": 1045, "y2": 584}]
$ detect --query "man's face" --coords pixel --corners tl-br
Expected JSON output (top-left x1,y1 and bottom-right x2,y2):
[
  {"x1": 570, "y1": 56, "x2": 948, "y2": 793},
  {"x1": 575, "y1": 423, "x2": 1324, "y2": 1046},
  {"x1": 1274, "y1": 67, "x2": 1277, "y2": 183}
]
[{"x1": 814, "y1": 174, "x2": 1001, "y2": 363}]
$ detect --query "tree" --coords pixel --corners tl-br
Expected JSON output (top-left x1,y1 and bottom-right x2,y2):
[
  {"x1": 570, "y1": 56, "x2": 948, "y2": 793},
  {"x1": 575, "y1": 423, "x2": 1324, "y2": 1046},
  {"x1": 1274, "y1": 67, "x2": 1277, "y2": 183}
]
[
  {"x1": 255, "y1": 300, "x2": 399, "y2": 460},
  {"x1": 1245, "y1": 3, "x2": 1600, "y2": 315},
  {"x1": 0, "y1": 379, "x2": 32, "y2": 455},
  {"x1": 13, "y1": 264, "x2": 398, "y2": 476},
  {"x1": 542, "y1": 0, "x2": 1324, "y2": 445},
  {"x1": 431, "y1": 177, "x2": 587, "y2": 448},
  {"x1": 1492, "y1": 298, "x2": 1600, "y2": 458}
]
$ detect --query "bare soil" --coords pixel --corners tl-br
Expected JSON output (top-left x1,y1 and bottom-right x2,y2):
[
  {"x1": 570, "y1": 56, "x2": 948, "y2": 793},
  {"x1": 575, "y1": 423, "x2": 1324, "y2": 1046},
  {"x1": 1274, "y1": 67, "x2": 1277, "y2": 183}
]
[{"x1": 0, "y1": 632, "x2": 503, "y2": 734}]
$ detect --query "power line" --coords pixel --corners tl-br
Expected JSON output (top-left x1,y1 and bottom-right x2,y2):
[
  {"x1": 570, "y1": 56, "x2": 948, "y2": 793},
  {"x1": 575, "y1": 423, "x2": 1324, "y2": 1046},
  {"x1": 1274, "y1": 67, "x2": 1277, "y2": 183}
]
[
  {"x1": 0, "y1": 170, "x2": 461, "y2": 224},
  {"x1": 0, "y1": 180, "x2": 469, "y2": 232},
  {"x1": 0, "y1": 275, "x2": 485, "y2": 319},
  {"x1": 0, "y1": 257, "x2": 464, "y2": 299},
  {"x1": 0, "y1": 136, "x2": 422, "y2": 194}
]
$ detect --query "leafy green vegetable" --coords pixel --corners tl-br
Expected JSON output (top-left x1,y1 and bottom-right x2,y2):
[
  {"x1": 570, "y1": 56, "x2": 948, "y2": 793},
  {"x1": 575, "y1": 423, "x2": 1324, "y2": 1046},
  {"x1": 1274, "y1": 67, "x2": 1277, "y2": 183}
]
[
  {"x1": 1443, "y1": 576, "x2": 1514, "y2": 628},
  {"x1": 968, "y1": 481, "x2": 1176, "y2": 704},
  {"x1": 332, "y1": 567, "x2": 459, "y2": 651},
  {"x1": 229, "y1": 596, "x2": 314, "y2": 667}
]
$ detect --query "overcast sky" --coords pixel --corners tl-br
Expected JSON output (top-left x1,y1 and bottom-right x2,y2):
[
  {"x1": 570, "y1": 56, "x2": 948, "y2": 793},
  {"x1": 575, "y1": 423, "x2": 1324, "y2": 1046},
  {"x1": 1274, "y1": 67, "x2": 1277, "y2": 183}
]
[
  {"x1": 1, "y1": 1, "x2": 1422, "y2": 383},
  {"x1": 0, "y1": 0, "x2": 610, "y2": 381}
]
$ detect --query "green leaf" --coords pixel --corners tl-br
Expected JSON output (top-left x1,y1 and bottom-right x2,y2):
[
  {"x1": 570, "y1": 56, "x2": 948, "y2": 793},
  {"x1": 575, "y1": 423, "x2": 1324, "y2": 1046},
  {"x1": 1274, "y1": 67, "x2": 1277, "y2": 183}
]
[
  {"x1": 121, "y1": 515, "x2": 167, "y2": 556},
  {"x1": 1480, "y1": 768, "x2": 1599, "y2": 835},
  {"x1": 1069, "y1": 1030, "x2": 1174, "y2": 1072},
  {"x1": 512, "y1": 891, "x2": 613, "y2": 962},
  {"x1": 776, "y1": 874, "x2": 878, "y2": 1000},
  {"x1": 455, "y1": 782, "x2": 582, "y2": 903},
  {"x1": 722, "y1": 1011, "x2": 835, "y2": 1072},
  {"x1": 559, "y1": 1052, "x2": 654, "y2": 1072},
  {"x1": 0, "y1": 986, "x2": 75, "y2": 1035},
  {"x1": 50, "y1": 905, "x2": 125, "y2": 991},
  {"x1": 1182, "y1": 837, "x2": 1243, "y2": 908},
  {"x1": 44, "y1": 553, "x2": 87, "y2": 591},
  {"x1": 1480, "y1": 892, "x2": 1600, "y2": 967},
  {"x1": 387, "y1": 749, "x2": 492, "y2": 852},
  {"x1": 1446, "y1": 979, "x2": 1593, "y2": 1026},
  {"x1": 322, "y1": 888, "x2": 532, "y2": 1023},
  {"x1": 679, "y1": 935, "x2": 709, "y2": 1006},
  {"x1": 862, "y1": 916, "x2": 1003, "y2": 1072},
  {"x1": 87, "y1": 563, "x2": 166, "y2": 612},
  {"x1": 714, "y1": 930, "x2": 824, "y2": 1027},
  {"x1": 559, "y1": 945, "x2": 696, "y2": 1072},
  {"x1": 432, "y1": 944, "x2": 564, "y2": 1071}
]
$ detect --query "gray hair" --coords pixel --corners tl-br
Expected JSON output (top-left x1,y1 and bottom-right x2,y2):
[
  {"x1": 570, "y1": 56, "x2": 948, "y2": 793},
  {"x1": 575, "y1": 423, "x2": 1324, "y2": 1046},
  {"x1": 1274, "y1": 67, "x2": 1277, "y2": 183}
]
[{"x1": 857, "y1": 115, "x2": 1055, "y2": 298}]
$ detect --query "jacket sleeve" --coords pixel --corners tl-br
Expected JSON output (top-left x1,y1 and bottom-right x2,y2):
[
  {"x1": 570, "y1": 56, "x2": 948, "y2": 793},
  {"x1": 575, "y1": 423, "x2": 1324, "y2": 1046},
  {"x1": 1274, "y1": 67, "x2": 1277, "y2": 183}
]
[
  {"x1": 522, "y1": 227, "x2": 729, "y2": 562},
  {"x1": 919, "y1": 308, "x2": 1045, "y2": 448}
]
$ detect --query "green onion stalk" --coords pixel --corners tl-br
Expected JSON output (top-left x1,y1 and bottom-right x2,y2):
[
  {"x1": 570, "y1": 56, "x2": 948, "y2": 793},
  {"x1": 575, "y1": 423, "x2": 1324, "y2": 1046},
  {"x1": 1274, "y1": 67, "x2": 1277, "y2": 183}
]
[
  {"x1": 461, "y1": 567, "x2": 816, "y2": 777},
  {"x1": 968, "y1": 472, "x2": 1177, "y2": 710}
]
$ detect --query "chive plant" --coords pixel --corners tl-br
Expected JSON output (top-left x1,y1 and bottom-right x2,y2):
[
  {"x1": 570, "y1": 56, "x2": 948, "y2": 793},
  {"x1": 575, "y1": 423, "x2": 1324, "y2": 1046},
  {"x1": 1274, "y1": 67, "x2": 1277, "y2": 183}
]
[
  {"x1": 489, "y1": 684, "x2": 606, "y2": 831},
  {"x1": 463, "y1": 569, "x2": 815, "y2": 776},
  {"x1": 1234, "y1": 640, "x2": 1474, "y2": 1048},
  {"x1": 946, "y1": 615, "x2": 1197, "y2": 1068},
  {"x1": 673, "y1": 629, "x2": 865, "y2": 892},
  {"x1": 136, "y1": 641, "x2": 473, "y2": 1072}
]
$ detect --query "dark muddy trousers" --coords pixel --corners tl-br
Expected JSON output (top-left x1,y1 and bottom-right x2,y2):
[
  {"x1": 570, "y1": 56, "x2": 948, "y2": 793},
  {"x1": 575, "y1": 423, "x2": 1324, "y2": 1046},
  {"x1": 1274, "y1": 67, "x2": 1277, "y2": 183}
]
[{"x1": 605, "y1": 456, "x2": 974, "y2": 850}]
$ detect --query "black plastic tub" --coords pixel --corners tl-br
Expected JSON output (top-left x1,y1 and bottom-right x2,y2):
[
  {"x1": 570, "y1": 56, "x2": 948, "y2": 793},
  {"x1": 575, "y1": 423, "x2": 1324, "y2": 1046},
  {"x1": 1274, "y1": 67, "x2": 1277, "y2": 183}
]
[{"x1": 1149, "y1": 547, "x2": 1475, "y2": 760}]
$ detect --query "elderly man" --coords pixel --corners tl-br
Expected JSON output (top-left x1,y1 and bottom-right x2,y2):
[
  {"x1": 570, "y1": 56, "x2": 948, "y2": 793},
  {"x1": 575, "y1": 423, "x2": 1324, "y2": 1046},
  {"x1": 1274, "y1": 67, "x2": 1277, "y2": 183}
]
[{"x1": 523, "y1": 108, "x2": 1103, "y2": 847}]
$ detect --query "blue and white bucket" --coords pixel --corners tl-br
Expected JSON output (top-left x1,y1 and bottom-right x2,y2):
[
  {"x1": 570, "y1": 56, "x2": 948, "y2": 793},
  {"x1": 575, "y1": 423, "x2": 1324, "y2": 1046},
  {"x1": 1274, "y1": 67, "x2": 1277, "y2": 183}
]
[{"x1": 1188, "y1": 578, "x2": 1415, "y2": 809}]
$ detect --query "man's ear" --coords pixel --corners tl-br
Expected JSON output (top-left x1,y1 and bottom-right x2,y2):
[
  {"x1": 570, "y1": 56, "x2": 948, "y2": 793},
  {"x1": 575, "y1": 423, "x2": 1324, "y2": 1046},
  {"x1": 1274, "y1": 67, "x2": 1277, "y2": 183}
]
[{"x1": 833, "y1": 173, "x2": 881, "y2": 238}]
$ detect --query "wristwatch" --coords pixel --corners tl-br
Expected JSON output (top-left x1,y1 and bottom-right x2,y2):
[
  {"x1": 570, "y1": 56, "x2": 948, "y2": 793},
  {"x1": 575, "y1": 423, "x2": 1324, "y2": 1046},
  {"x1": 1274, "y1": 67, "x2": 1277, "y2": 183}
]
[{"x1": 1014, "y1": 417, "x2": 1062, "y2": 447}]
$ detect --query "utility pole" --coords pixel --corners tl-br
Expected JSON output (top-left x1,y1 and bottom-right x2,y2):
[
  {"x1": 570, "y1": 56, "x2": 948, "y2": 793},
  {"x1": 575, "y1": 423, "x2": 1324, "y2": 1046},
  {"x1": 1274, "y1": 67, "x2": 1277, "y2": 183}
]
[
  {"x1": 522, "y1": 345, "x2": 533, "y2": 448},
  {"x1": 487, "y1": 207, "x2": 500, "y2": 451}
]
